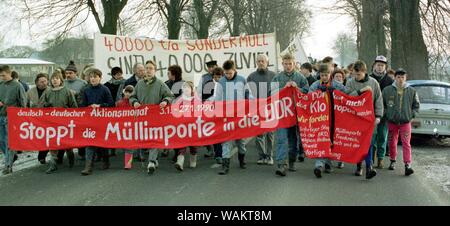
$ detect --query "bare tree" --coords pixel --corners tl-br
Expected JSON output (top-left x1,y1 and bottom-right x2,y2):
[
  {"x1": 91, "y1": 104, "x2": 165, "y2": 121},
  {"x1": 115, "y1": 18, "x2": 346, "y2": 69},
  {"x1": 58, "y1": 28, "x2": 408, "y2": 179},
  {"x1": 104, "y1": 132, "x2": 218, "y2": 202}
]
[
  {"x1": 221, "y1": 0, "x2": 249, "y2": 36},
  {"x1": 151, "y1": 0, "x2": 191, "y2": 39},
  {"x1": 389, "y1": 0, "x2": 429, "y2": 80},
  {"x1": 20, "y1": 0, "x2": 128, "y2": 37},
  {"x1": 190, "y1": 0, "x2": 220, "y2": 39},
  {"x1": 332, "y1": 33, "x2": 358, "y2": 67},
  {"x1": 420, "y1": 0, "x2": 450, "y2": 81},
  {"x1": 360, "y1": 0, "x2": 388, "y2": 65}
]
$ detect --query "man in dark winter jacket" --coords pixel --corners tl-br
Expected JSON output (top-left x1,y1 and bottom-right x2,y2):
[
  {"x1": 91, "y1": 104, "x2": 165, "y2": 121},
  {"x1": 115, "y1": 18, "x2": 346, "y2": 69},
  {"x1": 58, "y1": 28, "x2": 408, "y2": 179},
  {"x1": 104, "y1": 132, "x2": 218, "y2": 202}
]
[
  {"x1": 80, "y1": 68, "x2": 114, "y2": 176},
  {"x1": 0, "y1": 65, "x2": 27, "y2": 175},
  {"x1": 382, "y1": 69, "x2": 420, "y2": 176}
]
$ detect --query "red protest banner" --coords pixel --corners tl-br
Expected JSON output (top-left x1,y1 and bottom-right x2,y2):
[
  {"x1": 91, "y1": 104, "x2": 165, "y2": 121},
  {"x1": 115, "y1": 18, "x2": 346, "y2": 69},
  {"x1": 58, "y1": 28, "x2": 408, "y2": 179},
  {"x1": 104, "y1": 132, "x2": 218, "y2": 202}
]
[
  {"x1": 295, "y1": 90, "x2": 332, "y2": 159},
  {"x1": 8, "y1": 88, "x2": 297, "y2": 151},
  {"x1": 295, "y1": 90, "x2": 376, "y2": 164},
  {"x1": 331, "y1": 90, "x2": 376, "y2": 163}
]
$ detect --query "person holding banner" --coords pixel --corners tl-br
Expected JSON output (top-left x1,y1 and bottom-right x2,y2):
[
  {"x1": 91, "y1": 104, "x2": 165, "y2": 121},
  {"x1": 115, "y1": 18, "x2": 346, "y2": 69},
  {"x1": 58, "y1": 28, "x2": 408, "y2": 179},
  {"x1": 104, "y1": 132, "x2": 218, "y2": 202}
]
[
  {"x1": 0, "y1": 65, "x2": 27, "y2": 175},
  {"x1": 247, "y1": 54, "x2": 276, "y2": 166},
  {"x1": 116, "y1": 85, "x2": 136, "y2": 170},
  {"x1": 27, "y1": 73, "x2": 50, "y2": 164},
  {"x1": 271, "y1": 53, "x2": 309, "y2": 177},
  {"x1": 207, "y1": 67, "x2": 224, "y2": 166},
  {"x1": 198, "y1": 60, "x2": 218, "y2": 159},
  {"x1": 215, "y1": 60, "x2": 252, "y2": 175},
  {"x1": 309, "y1": 63, "x2": 348, "y2": 178},
  {"x1": 382, "y1": 69, "x2": 420, "y2": 176},
  {"x1": 173, "y1": 81, "x2": 200, "y2": 172},
  {"x1": 80, "y1": 68, "x2": 115, "y2": 176},
  {"x1": 345, "y1": 60, "x2": 383, "y2": 180},
  {"x1": 39, "y1": 70, "x2": 78, "y2": 174},
  {"x1": 118, "y1": 63, "x2": 146, "y2": 162},
  {"x1": 130, "y1": 60, "x2": 175, "y2": 175},
  {"x1": 165, "y1": 65, "x2": 186, "y2": 163}
]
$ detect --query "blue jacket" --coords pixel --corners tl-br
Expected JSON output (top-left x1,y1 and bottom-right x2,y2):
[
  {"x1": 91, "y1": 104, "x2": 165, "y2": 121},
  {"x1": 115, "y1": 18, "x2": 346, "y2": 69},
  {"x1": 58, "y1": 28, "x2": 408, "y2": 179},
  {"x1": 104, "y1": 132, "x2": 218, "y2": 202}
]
[
  {"x1": 81, "y1": 84, "x2": 114, "y2": 107},
  {"x1": 214, "y1": 73, "x2": 252, "y2": 101}
]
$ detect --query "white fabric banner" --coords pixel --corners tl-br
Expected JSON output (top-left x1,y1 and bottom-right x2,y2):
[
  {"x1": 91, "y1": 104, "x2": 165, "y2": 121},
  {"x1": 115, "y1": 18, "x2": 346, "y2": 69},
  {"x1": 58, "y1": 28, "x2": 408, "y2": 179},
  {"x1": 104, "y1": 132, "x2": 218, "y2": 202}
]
[{"x1": 94, "y1": 33, "x2": 278, "y2": 85}]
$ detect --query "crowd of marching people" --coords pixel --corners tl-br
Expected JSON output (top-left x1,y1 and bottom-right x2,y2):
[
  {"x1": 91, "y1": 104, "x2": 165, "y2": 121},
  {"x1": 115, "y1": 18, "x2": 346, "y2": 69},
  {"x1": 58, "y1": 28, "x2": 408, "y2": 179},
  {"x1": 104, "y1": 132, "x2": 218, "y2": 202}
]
[{"x1": 0, "y1": 53, "x2": 420, "y2": 180}]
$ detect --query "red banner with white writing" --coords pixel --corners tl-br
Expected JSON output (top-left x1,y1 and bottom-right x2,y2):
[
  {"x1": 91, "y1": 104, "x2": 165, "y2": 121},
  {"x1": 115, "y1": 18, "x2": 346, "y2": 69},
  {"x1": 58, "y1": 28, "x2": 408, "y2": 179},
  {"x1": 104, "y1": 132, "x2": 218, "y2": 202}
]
[
  {"x1": 331, "y1": 90, "x2": 376, "y2": 163},
  {"x1": 8, "y1": 88, "x2": 375, "y2": 163},
  {"x1": 8, "y1": 88, "x2": 297, "y2": 151},
  {"x1": 295, "y1": 90, "x2": 375, "y2": 163}
]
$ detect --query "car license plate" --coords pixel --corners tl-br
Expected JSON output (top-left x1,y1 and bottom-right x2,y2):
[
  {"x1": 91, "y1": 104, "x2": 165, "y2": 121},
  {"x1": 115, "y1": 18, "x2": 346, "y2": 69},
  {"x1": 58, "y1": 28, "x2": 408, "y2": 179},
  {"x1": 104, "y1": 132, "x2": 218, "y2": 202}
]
[{"x1": 424, "y1": 120, "x2": 448, "y2": 126}]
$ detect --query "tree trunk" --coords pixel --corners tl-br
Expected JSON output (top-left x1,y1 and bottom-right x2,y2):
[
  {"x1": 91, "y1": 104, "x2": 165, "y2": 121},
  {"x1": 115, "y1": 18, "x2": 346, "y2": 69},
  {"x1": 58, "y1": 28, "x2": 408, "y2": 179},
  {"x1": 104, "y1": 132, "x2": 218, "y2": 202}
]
[
  {"x1": 231, "y1": 0, "x2": 242, "y2": 36},
  {"x1": 100, "y1": 0, "x2": 128, "y2": 35},
  {"x1": 193, "y1": 0, "x2": 219, "y2": 39},
  {"x1": 360, "y1": 0, "x2": 386, "y2": 66},
  {"x1": 167, "y1": 0, "x2": 182, "y2": 40},
  {"x1": 389, "y1": 0, "x2": 429, "y2": 80}
]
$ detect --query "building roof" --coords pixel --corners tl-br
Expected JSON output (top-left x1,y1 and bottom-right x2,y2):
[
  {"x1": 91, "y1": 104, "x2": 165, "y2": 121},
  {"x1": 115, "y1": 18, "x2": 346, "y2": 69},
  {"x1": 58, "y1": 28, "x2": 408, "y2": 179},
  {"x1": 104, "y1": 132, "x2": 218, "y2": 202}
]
[{"x1": 0, "y1": 58, "x2": 55, "y2": 65}]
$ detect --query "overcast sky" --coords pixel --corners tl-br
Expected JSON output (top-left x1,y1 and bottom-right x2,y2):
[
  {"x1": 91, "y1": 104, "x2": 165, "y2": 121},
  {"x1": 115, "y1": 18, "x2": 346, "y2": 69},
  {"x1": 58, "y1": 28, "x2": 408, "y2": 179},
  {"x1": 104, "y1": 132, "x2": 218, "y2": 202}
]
[{"x1": 1, "y1": 0, "x2": 354, "y2": 60}]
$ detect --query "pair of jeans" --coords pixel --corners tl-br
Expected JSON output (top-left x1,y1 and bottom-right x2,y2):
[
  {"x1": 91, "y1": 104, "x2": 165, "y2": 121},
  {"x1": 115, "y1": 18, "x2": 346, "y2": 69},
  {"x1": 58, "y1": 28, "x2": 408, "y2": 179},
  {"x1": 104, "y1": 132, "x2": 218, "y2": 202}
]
[
  {"x1": 275, "y1": 126, "x2": 299, "y2": 165},
  {"x1": 374, "y1": 119, "x2": 389, "y2": 159},
  {"x1": 222, "y1": 140, "x2": 247, "y2": 159},
  {"x1": 0, "y1": 117, "x2": 14, "y2": 168},
  {"x1": 255, "y1": 132, "x2": 274, "y2": 159}
]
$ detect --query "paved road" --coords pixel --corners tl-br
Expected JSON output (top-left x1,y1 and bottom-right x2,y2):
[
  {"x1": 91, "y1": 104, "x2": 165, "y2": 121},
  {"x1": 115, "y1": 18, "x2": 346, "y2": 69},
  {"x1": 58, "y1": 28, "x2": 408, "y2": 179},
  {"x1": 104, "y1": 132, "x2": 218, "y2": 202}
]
[{"x1": 0, "y1": 140, "x2": 449, "y2": 206}]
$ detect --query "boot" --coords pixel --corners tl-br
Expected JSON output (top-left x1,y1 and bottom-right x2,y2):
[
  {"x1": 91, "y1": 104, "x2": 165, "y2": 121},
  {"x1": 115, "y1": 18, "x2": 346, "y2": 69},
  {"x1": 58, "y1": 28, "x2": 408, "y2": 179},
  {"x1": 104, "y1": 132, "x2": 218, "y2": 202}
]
[
  {"x1": 324, "y1": 163, "x2": 333, "y2": 174},
  {"x1": 81, "y1": 160, "x2": 93, "y2": 176},
  {"x1": 314, "y1": 167, "x2": 322, "y2": 178},
  {"x1": 46, "y1": 159, "x2": 58, "y2": 174},
  {"x1": 219, "y1": 158, "x2": 230, "y2": 175},
  {"x1": 110, "y1": 149, "x2": 116, "y2": 157},
  {"x1": 376, "y1": 158, "x2": 384, "y2": 169},
  {"x1": 238, "y1": 153, "x2": 246, "y2": 169},
  {"x1": 366, "y1": 166, "x2": 377, "y2": 180},
  {"x1": 337, "y1": 162, "x2": 345, "y2": 169},
  {"x1": 189, "y1": 154, "x2": 197, "y2": 168},
  {"x1": 354, "y1": 163, "x2": 363, "y2": 176},
  {"x1": 102, "y1": 154, "x2": 110, "y2": 170},
  {"x1": 67, "y1": 151, "x2": 75, "y2": 168},
  {"x1": 175, "y1": 155, "x2": 185, "y2": 171},
  {"x1": 147, "y1": 161, "x2": 156, "y2": 175},
  {"x1": 2, "y1": 166, "x2": 12, "y2": 175},
  {"x1": 289, "y1": 155, "x2": 297, "y2": 172},
  {"x1": 276, "y1": 164, "x2": 287, "y2": 177},
  {"x1": 405, "y1": 164, "x2": 414, "y2": 176},
  {"x1": 124, "y1": 153, "x2": 133, "y2": 170},
  {"x1": 389, "y1": 160, "x2": 396, "y2": 170}
]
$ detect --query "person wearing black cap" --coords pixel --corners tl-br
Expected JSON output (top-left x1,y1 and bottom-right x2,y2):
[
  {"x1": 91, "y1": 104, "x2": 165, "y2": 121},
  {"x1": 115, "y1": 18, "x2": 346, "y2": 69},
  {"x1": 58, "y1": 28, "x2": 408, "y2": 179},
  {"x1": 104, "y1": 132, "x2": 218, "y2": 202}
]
[
  {"x1": 197, "y1": 60, "x2": 218, "y2": 158},
  {"x1": 65, "y1": 61, "x2": 87, "y2": 96},
  {"x1": 382, "y1": 69, "x2": 420, "y2": 176},
  {"x1": 369, "y1": 55, "x2": 394, "y2": 169}
]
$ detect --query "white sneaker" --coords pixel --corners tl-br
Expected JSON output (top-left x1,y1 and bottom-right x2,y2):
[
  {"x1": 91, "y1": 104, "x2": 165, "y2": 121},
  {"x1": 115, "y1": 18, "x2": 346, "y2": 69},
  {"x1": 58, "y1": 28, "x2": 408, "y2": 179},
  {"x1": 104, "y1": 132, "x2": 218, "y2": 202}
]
[
  {"x1": 147, "y1": 162, "x2": 156, "y2": 175},
  {"x1": 189, "y1": 155, "x2": 197, "y2": 168},
  {"x1": 266, "y1": 157, "x2": 274, "y2": 166},
  {"x1": 175, "y1": 155, "x2": 184, "y2": 171},
  {"x1": 257, "y1": 158, "x2": 265, "y2": 165}
]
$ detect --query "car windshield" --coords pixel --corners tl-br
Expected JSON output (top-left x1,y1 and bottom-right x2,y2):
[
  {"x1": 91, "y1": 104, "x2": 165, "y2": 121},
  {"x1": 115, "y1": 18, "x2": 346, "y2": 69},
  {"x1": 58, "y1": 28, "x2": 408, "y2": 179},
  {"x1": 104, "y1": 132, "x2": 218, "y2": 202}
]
[{"x1": 413, "y1": 85, "x2": 450, "y2": 105}]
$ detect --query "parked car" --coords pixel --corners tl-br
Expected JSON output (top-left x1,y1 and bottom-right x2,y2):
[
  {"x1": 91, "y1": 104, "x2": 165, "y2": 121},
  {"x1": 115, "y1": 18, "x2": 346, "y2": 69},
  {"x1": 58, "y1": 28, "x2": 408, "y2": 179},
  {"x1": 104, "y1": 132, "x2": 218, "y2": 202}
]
[{"x1": 407, "y1": 80, "x2": 450, "y2": 139}]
